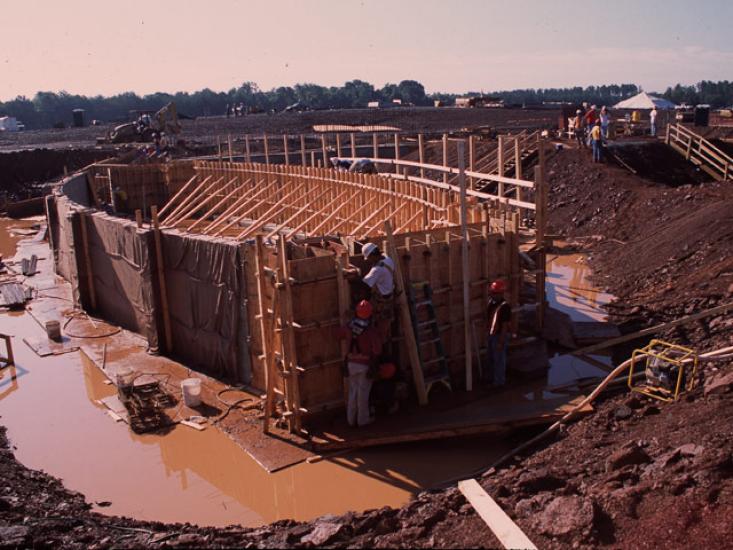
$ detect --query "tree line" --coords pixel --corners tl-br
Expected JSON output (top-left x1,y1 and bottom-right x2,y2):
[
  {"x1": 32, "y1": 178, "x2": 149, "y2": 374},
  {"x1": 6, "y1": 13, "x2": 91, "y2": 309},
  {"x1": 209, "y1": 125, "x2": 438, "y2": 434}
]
[{"x1": 2, "y1": 80, "x2": 732, "y2": 130}]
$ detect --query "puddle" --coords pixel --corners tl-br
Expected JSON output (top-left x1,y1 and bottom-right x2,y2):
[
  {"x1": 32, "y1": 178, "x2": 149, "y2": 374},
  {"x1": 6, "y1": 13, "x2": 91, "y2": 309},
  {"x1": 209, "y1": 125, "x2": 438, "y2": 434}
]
[
  {"x1": 545, "y1": 251, "x2": 616, "y2": 387},
  {"x1": 0, "y1": 307, "x2": 510, "y2": 527},
  {"x1": 545, "y1": 253, "x2": 613, "y2": 323}
]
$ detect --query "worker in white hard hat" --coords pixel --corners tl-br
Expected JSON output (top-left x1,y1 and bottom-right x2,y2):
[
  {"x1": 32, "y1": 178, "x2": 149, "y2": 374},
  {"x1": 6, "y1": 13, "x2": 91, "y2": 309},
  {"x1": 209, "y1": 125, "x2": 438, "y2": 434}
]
[{"x1": 361, "y1": 242, "x2": 396, "y2": 339}]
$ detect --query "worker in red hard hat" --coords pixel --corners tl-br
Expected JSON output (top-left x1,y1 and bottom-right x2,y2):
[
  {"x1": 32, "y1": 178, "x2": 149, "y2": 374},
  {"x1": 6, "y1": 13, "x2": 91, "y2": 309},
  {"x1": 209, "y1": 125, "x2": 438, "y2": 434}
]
[
  {"x1": 337, "y1": 299, "x2": 382, "y2": 427},
  {"x1": 486, "y1": 279, "x2": 511, "y2": 387}
]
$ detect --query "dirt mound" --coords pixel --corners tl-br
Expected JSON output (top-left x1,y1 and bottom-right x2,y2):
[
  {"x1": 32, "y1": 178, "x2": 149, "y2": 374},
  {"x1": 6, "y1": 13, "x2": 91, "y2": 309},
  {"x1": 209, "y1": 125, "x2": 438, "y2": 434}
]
[{"x1": 609, "y1": 141, "x2": 712, "y2": 186}]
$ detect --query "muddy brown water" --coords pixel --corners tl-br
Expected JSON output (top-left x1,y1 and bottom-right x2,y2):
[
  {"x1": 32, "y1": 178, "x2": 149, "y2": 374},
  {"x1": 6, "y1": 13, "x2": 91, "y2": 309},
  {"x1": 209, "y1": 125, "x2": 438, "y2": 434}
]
[
  {"x1": 0, "y1": 221, "x2": 614, "y2": 528},
  {"x1": 545, "y1": 251, "x2": 616, "y2": 388}
]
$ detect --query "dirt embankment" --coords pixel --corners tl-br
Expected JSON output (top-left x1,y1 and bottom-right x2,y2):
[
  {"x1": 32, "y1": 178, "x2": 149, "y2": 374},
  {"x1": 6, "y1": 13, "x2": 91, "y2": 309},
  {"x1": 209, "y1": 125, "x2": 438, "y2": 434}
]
[
  {"x1": 0, "y1": 149, "x2": 114, "y2": 201},
  {"x1": 2, "y1": 141, "x2": 733, "y2": 548}
]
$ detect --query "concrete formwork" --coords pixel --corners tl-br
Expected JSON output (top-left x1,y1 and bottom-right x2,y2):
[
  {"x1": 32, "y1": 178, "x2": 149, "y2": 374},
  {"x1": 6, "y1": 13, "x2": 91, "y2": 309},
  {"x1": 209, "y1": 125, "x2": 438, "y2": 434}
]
[{"x1": 47, "y1": 140, "x2": 547, "y2": 434}]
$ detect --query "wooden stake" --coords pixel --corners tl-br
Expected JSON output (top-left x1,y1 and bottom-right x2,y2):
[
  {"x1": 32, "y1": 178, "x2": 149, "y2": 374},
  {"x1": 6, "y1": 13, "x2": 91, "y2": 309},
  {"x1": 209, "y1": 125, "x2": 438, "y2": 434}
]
[
  {"x1": 283, "y1": 134, "x2": 290, "y2": 165},
  {"x1": 321, "y1": 134, "x2": 328, "y2": 168},
  {"x1": 263, "y1": 134, "x2": 270, "y2": 164},
  {"x1": 458, "y1": 141, "x2": 472, "y2": 391},
  {"x1": 418, "y1": 134, "x2": 426, "y2": 179},
  {"x1": 228, "y1": 134, "x2": 233, "y2": 162},
  {"x1": 394, "y1": 133, "x2": 401, "y2": 174},
  {"x1": 372, "y1": 133, "x2": 379, "y2": 158},
  {"x1": 245, "y1": 135, "x2": 252, "y2": 163},
  {"x1": 300, "y1": 134, "x2": 307, "y2": 165},
  {"x1": 255, "y1": 236, "x2": 275, "y2": 433},
  {"x1": 135, "y1": 209, "x2": 143, "y2": 228},
  {"x1": 384, "y1": 221, "x2": 428, "y2": 405},
  {"x1": 151, "y1": 205, "x2": 173, "y2": 352},
  {"x1": 442, "y1": 133, "x2": 449, "y2": 184},
  {"x1": 350, "y1": 133, "x2": 356, "y2": 157}
]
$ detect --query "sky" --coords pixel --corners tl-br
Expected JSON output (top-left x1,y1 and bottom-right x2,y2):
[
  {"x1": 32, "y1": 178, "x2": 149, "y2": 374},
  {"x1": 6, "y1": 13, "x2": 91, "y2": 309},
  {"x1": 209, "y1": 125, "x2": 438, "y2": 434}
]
[{"x1": 1, "y1": 0, "x2": 731, "y2": 101}]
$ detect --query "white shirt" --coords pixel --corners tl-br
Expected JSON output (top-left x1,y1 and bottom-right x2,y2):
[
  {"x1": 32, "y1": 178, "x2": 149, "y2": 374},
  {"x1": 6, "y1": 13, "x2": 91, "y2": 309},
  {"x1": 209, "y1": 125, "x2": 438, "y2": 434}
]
[
  {"x1": 650, "y1": 109, "x2": 657, "y2": 122},
  {"x1": 363, "y1": 256, "x2": 395, "y2": 296}
]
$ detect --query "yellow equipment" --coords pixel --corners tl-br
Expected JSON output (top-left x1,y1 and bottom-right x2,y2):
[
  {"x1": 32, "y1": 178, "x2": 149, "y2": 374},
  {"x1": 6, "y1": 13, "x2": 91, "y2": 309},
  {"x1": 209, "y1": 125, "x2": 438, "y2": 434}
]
[{"x1": 628, "y1": 339, "x2": 698, "y2": 402}]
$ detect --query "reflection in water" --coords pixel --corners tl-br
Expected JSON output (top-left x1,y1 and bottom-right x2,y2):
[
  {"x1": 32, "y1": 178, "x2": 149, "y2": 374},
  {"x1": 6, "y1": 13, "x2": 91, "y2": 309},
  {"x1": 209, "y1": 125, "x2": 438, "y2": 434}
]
[
  {"x1": 546, "y1": 252, "x2": 616, "y2": 387},
  {"x1": 0, "y1": 307, "x2": 507, "y2": 527},
  {"x1": 545, "y1": 253, "x2": 613, "y2": 322}
]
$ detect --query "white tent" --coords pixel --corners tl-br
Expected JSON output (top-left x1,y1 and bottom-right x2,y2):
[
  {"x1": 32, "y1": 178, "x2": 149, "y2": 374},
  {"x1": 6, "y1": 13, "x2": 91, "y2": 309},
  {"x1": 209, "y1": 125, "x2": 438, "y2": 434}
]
[{"x1": 613, "y1": 91, "x2": 676, "y2": 110}]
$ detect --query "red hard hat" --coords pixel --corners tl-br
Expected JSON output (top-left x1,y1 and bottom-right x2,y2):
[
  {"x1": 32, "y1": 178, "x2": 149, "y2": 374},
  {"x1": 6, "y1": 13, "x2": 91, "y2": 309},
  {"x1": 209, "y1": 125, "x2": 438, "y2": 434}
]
[
  {"x1": 379, "y1": 362, "x2": 396, "y2": 380},
  {"x1": 490, "y1": 280, "x2": 507, "y2": 294},
  {"x1": 356, "y1": 300, "x2": 373, "y2": 319}
]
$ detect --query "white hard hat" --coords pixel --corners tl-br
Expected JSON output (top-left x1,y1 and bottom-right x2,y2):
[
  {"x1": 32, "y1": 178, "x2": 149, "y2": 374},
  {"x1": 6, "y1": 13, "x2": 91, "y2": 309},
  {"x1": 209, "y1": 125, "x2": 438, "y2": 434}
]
[{"x1": 362, "y1": 242, "x2": 379, "y2": 259}]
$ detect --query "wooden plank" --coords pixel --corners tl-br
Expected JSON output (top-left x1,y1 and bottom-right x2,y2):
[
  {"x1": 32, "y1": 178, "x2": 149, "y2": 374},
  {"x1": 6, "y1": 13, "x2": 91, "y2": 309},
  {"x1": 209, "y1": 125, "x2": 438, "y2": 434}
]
[
  {"x1": 458, "y1": 479, "x2": 538, "y2": 550},
  {"x1": 569, "y1": 301, "x2": 733, "y2": 357},
  {"x1": 255, "y1": 236, "x2": 275, "y2": 433},
  {"x1": 458, "y1": 140, "x2": 472, "y2": 391},
  {"x1": 385, "y1": 221, "x2": 428, "y2": 405}
]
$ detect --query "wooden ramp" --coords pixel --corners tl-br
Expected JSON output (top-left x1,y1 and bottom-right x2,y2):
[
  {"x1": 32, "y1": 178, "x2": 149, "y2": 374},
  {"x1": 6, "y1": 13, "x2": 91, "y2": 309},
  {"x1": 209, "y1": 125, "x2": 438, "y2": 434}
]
[{"x1": 310, "y1": 388, "x2": 592, "y2": 452}]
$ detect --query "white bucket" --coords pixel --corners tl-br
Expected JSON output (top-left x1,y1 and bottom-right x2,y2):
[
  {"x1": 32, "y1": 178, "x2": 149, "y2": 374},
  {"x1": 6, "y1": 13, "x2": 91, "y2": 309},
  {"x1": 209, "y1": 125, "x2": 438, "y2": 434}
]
[{"x1": 181, "y1": 378, "x2": 202, "y2": 407}]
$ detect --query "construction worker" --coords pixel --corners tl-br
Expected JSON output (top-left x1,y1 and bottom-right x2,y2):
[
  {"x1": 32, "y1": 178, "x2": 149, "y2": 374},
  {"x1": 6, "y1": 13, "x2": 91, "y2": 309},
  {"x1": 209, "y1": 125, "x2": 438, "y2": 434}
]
[
  {"x1": 487, "y1": 280, "x2": 511, "y2": 387},
  {"x1": 361, "y1": 242, "x2": 395, "y2": 339},
  {"x1": 573, "y1": 109, "x2": 585, "y2": 148},
  {"x1": 339, "y1": 300, "x2": 382, "y2": 427},
  {"x1": 650, "y1": 106, "x2": 658, "y2": 137},
  {"x1": 591, "y1": 120, "x2": 603, "y2": 163}
]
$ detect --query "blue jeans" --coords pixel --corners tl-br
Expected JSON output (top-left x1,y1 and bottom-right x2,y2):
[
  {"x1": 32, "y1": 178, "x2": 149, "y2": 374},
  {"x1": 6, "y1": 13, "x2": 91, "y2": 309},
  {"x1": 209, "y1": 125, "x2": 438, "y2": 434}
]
[
  {"x1": 592, "y1": 139, "x2": 603, "y2": 162},
  {"x1": 650, "y1": 122, "x2": 656, "y2": 136},
  {"x1": 487, "y1": 335, "x2": 508, "y2": 386}
]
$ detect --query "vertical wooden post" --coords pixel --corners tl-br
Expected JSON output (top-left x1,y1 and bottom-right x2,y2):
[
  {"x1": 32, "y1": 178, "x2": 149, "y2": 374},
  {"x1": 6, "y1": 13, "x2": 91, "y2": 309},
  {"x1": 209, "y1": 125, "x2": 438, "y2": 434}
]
[
  {"x1": 350, "y1": 133, "x2": 356, "y2": 157},
  {"x1": 151, "y1": 205, "x2": 173, "y2": 352},
  {"x1": 283, "y1": 134, "x2": 290, "y2": 165},
  {"x1": 255, "y1": 236, "x2": 275, "y2": 433},
  {"x1": 458, "y1": 141, "x2": 472, "y2": 391},
  {"x1": 442, "y1": 133, "x2": 449, "y2": 184},
  {"x1": 321, "y1": 134, "x2": 328, "y2": 168},
  {"x1": 278, "y1": 237, "x2": 302, "y2": 432},
  {"x1": 228, "y1": 134, "x2": 234, "y2": 162},
  {"x1": 394, "y1": 133, "x2": 401, "y2": 174},
  {"x1": 497, "y1": 135, "x2": 505, "y2": 198},
  {"x1": 135, "y1": 209, "x2": 143, "y2": 228},
  {"x1": 469, "y1": 135, "x2": 476, "y2": 189},
  {"x1": 262, "y1": 134, "x2": 269, "y2": 164},
  {"x1": 384, "y1": 221, "x2": 428, "y2": 405},
  {"x1": 335, "y1": 251, "x2": 350, "y2": 405},
  {"x1": 217, "y1": 136, "x2": 223, "y2": 163},
  {"x1": 418, "y1": 133, "x2": 426, "y2": 179},
  {"x1": 534, "y1": 139, "x2": 547, "y2": 330},
  {"x1": 300, "y1": 134, "x2": 307, "y2": 166},
  {"x1": 245, "y1": 135, "x2": 252, "y2": 163},
  {"x1": 336, "y1": 133, "x2": 343, "y2": 157},
  {"x1": 310, "y1": 151, "x2": 316, "y2": 167},
  {"x1": 514, "y1": 136, "x2": 522, "y2": 180},
  {"x1": 373, "y1": 133, "x2": 379, "y2": 158},
  {"x1": 665, "y1": 124, "x2": 671, "y2": 145}
]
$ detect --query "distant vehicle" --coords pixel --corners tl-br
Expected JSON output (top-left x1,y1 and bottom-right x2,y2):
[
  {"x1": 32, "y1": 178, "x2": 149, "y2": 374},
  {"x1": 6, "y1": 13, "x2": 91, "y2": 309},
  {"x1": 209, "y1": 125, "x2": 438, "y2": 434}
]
[
  {"x1": 16, "y1": 121, "x2": 25, "y2": 131},
  {"x1": 284, "y1": 102, "x2": 308, "y2": 113}
]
